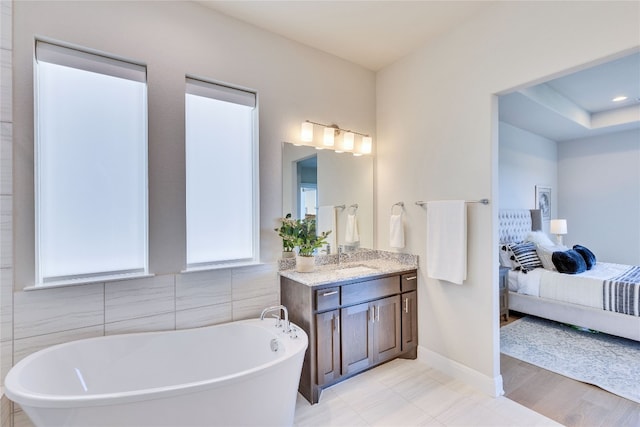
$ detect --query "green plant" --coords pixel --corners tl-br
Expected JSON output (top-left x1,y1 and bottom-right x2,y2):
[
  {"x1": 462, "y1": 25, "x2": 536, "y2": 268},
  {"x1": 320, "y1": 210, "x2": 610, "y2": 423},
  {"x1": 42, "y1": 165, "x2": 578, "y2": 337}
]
[
  {"x1": 275, "y1": 214, "x2": 331, "y2": 257},
  {"x1": 275, "y1": 213, "x2": 296, "y2": 252}
]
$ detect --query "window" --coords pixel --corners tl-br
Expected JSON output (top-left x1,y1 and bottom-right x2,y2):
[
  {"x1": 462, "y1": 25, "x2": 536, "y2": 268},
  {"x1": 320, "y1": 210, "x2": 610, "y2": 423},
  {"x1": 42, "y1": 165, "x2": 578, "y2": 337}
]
[
  {"x1": 35, "y1": 41, "x2": 148, "y2": 285},
  {"x1": 185, "y1": 77, "x2": 258, "y2": 268}
]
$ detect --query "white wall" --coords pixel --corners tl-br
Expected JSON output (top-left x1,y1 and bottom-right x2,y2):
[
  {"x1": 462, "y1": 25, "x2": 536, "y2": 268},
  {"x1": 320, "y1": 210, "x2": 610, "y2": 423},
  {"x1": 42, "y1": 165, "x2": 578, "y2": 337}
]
[
  {"x1": 376, "y1": 1, "x2": 639, "y2": 395},
  {"x1": 558, "y1": 129, "x2": 640, "y2": 264},
  {"x1": 6, "y1": 3, "x2": 375, "y2": 424},
  {"x1": 499, "y1": 122, "x2": 558, "y2": 234}
]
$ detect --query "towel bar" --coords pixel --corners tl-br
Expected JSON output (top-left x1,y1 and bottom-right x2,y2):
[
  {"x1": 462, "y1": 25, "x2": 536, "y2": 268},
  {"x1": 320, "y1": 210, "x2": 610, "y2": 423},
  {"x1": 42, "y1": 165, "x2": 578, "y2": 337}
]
[
  {"x1": 391, "y1": 201, "x2": 404, "y2": 214},
  {"x1": 415, "y1": 199, "x2": 489, "y2": 206}
]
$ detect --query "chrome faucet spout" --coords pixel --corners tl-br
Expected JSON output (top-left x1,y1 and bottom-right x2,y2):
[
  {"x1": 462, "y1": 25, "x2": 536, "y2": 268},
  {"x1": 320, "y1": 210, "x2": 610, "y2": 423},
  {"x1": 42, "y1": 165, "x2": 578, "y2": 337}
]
[{"x1": 260, "y1": 305, "x2": 290, "y2": 332}]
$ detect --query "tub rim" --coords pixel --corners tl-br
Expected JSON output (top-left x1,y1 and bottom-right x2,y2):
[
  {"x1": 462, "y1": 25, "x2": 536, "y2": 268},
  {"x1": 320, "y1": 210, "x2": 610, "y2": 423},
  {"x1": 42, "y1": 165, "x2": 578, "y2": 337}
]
[{"x1": 5, "y1": 318, "x2": 308, "y2": 409}]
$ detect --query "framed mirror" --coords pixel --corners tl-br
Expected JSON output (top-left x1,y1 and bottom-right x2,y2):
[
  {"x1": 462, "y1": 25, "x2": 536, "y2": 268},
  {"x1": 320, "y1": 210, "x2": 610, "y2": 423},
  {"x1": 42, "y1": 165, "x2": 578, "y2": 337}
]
[{"x1": 282, "y1": 142, "x2": 373, "y2": 250}]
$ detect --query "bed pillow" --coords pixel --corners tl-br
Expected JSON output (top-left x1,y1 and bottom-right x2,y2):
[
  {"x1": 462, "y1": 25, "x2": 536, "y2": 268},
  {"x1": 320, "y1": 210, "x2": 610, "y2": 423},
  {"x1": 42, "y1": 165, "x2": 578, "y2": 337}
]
[
  {"x1": 573, "y1": 244, "x2": 596, "y2": 270},
  {"x1": 525, "y1": 230, "x2": 555, "y2": 247},
  {"x1": 552, "y1": 249, "x2": 587, "y2": 274},
  {"x1": 536, "y1": 244, "x2": 568, "y2": 271},
  {"x1": 498, "y1": 244, "x2": 518, "y2": 269},
  {"x1": 508, "y1": 241, "x2": 543, "y2": 272}
]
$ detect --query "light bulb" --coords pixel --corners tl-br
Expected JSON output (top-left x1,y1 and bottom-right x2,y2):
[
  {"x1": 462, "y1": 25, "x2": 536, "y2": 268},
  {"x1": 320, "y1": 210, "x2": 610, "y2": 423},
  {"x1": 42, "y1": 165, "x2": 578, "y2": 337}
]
[
  {"x1": 343, "y1": 132, "x2": 354, "y2": 151},
  {"x1": 301, "y1": 122, "x2": 313, "y2": 142},
  {"x1": 323, "y1": 127, "x2": 335, "y2": 147},
  {"x1": 361, "y1": 136, "x2": 372, "y2": 154}
]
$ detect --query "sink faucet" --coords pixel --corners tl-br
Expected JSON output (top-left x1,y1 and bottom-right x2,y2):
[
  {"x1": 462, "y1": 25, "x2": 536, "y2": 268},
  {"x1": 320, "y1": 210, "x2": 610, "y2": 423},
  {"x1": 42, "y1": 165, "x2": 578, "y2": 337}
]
[{"x1": 260, "y1": 305, "x2": 290, "y2": 333}]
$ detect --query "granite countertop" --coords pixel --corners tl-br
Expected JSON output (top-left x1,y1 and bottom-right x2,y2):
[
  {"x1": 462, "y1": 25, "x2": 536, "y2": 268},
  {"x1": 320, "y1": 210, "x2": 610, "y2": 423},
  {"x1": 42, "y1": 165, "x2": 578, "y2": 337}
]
[{"x1": 279, "y1": 256, "x2": 417, "y2": 287}]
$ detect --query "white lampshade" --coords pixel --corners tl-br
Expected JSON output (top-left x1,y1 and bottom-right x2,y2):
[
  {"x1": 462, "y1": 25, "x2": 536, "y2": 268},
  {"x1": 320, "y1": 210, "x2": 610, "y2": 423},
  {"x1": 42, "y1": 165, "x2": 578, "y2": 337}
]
[
  {"x1": 323, "y1": 127, "x2": 335, "y2": 147},
  {"x1": 550, "y1": 219, "x2": 567, "y2": 235},
  {"x1": 360, "y1": 136, "x2": 372, "y2": 154},
  {"x1": 301, "y1": 122, "x2": 313, "y2": 142},
  {"x1": 343, "y1": 132, "x2": 354, "y2": 151}
]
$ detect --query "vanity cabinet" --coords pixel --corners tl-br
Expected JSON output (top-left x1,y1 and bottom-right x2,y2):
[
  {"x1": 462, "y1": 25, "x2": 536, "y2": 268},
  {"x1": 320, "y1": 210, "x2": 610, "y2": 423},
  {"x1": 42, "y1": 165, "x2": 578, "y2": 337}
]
[
  {"x1": 281, "y1": 269, "x2": 417, "y2": 404},
  {"x1": 316, "y1": 309, "x2": 340, "y2": 386},
  {"x1": 400, "y1": 272, "x2": 418, "y2": 352},
  {"x1": 341, "y1": 295, "x2": 401, "y2": 376}
]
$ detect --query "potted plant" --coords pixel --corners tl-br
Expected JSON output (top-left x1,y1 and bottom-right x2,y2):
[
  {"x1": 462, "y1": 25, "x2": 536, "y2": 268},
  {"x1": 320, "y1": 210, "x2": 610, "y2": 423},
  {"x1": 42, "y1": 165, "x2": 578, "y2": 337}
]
[
  {"x1": 275, "y1": 214, "x2": 296, "y2": 258},
  {"x1": 275, "y1": 215, "x2": 331, "y2": 272}
]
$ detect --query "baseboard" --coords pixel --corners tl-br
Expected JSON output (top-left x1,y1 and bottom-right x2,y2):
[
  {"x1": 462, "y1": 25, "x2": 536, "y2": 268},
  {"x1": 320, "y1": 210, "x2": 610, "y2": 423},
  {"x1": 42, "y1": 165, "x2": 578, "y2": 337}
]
[{"x1": 417, "y1": 345, "x2": 504, "y2": 397}]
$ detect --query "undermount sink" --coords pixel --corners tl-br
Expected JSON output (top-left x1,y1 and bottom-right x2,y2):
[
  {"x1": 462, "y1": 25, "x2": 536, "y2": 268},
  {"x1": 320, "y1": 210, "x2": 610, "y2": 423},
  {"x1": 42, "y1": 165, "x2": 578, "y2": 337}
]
[{"x1": 335, "y1": 265, "x2": 378, "y2": 275}]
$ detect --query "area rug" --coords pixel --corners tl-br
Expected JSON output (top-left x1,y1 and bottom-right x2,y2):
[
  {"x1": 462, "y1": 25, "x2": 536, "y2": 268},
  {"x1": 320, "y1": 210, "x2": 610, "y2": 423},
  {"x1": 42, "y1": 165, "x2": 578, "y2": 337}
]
[{"x1": 500, "y1": 316, "x2": 640, "y2": 403}]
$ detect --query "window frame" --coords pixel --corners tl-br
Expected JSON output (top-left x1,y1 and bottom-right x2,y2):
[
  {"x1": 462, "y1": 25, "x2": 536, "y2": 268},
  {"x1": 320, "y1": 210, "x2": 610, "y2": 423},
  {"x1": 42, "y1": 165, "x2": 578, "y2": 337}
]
[
  {"x1": 184, "y1": 76, "x2": 260, "y2": 270},
  {"x1": 33, "y1": 39, "x2": 149, "y2": 287}
]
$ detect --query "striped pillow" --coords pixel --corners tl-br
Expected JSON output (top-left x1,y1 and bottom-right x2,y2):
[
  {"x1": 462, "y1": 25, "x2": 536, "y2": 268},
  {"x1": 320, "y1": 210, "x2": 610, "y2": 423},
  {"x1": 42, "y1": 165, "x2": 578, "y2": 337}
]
[{"x1": 508, "y1": 241, "x2": 543, "y2": 272}]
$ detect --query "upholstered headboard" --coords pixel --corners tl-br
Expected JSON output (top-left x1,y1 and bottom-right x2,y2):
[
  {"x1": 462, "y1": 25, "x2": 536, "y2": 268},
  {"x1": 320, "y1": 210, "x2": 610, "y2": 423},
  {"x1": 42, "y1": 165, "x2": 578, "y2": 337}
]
[{"x1": 498, "y1": 209, "x2": 542, "y2": 244}]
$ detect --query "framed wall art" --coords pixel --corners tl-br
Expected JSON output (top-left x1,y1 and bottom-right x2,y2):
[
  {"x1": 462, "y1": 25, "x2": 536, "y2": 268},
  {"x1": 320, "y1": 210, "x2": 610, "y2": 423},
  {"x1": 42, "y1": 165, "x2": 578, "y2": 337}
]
[{"x1": 535, "y1": 185, "x2": 551, "y2": 221}]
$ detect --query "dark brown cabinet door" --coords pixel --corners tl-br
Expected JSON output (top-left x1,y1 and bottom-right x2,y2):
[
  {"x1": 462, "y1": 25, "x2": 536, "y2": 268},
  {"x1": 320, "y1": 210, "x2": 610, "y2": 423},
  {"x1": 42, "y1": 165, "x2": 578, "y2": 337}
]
[
  {"x1": 374, "y1": 295, "x2": 402, "y2": 362},
  {"x1": 341, "y1": 302, "x2": 374, "y2": 376},
  {"x1": 401, "y1": 291, "x2": 418, "y2": 352},
  {"x1": 316, "y1": 310, "x2": 341, "y2": 385}
]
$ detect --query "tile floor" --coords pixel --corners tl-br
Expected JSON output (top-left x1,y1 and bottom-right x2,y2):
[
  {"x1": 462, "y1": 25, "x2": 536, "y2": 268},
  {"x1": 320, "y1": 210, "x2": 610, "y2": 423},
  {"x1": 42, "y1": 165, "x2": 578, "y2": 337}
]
[{"x1": 294, "y1": 358, "x2": 561, "y2": 426}]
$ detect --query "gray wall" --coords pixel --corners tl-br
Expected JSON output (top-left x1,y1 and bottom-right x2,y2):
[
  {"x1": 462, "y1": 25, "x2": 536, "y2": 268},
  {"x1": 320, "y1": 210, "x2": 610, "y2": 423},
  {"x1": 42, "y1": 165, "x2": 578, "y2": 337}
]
[
  {"x1": 499, "y1": 121, "x2": 559, "y2": 234},
  {"x1": 558, "y1": 129, "x2": 640, "y2": 264}
]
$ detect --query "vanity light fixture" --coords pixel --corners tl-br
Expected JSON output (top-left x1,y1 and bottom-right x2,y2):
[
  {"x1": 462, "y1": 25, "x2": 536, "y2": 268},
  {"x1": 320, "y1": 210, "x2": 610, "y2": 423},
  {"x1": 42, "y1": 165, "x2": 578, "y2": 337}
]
[{"x1": 300, "y1": 120, "x2": 372, "y2": 155}]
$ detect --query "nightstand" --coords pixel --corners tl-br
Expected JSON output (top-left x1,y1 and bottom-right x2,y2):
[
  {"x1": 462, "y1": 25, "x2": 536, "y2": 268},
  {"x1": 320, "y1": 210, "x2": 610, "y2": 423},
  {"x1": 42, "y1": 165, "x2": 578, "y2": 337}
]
[{"x1": 499, "y1": 267, "x2": 509, "y2": 321}]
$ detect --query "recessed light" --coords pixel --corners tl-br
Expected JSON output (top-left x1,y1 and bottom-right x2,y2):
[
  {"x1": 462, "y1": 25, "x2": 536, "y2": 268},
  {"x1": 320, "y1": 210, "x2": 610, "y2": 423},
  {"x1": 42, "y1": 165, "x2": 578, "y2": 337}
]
[{"x1": 612, "y1": 95, "x2": 628, "y2": 102}]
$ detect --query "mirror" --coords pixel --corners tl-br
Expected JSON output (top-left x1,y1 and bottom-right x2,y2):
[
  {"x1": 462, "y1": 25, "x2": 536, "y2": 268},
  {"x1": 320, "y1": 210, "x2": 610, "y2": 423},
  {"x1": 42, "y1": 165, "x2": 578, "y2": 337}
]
[{"x1": 282, "y1": 142, "x2": 374, "y2": 250}]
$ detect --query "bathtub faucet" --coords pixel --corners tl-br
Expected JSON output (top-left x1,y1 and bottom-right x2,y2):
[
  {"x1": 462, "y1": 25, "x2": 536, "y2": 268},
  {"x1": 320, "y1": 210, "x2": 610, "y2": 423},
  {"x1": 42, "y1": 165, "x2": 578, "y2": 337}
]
[{"x1": 260, "y1": 305, "x2": 290, "y2": 333}]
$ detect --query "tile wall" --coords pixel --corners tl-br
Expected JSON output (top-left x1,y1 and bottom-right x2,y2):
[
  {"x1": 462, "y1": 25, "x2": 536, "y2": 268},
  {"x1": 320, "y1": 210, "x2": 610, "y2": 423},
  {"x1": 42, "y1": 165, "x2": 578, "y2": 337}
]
[{"x1": 1, "y1": 0, "x2": 13, "y2": 426}]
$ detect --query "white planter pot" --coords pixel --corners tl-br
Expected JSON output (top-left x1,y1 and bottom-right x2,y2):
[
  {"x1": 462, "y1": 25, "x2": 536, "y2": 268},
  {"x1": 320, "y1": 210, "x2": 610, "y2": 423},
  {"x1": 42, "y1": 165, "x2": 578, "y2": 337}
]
[
  {"x1": 282, "y1": 251, "x2": 295, "y2": 259},
  {"x1": 295, "y1": 255, "x2": 316, "y2": 273}
]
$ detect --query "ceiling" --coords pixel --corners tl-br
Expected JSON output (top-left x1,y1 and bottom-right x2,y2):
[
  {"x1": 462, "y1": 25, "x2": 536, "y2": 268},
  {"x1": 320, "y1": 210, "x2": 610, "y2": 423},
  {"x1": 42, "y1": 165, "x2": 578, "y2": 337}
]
[
  {"x1": 197, "y1": 1, "x2": 640, "y2": 142},
  {"x1": 499, "y1": 52, "x2": 640, "y2": 141},
  {"x1": 196, "y1": 1, "x2": 496, "y2": 71}
]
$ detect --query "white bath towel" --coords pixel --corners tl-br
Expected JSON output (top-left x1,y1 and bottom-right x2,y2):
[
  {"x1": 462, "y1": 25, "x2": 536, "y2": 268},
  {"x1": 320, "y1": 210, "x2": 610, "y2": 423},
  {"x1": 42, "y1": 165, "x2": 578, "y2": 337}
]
[
  {"x1": 426, "y1": 200, "x2": 467, "y2": 284},
  {"x1": 389, "y1": 213, "x2": 405, "y2": 249},
  {"x1": 345, "y1": 213, "x2": 360, "y2": 243},
  {"x1": 317, "y1": 205, "x2": 337, "y2": 252}
]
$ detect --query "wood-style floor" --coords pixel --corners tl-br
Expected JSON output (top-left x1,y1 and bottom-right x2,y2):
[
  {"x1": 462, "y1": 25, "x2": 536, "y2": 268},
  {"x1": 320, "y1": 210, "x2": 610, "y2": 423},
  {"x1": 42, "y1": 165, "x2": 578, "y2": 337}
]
[{"x1": 500, "y1": 313, "x2": 640, "y2": 427}]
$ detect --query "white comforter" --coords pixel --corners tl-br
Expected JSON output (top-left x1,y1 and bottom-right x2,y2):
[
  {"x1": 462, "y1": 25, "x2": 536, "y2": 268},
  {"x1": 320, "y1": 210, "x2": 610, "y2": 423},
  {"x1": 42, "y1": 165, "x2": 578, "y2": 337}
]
[{"x1": 508, "y1": 262, "x2": 632, "y2": 310}]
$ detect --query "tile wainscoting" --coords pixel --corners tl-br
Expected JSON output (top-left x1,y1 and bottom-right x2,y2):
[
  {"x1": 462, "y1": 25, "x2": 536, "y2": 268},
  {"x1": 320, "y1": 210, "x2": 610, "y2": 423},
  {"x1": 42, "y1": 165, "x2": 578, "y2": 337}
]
[
  {"x1": 9, "y1": 263, "x2": 280, "y2": 427},
  {"x1": 0, "y1": 0, "x2": 13, "y2": 426}
]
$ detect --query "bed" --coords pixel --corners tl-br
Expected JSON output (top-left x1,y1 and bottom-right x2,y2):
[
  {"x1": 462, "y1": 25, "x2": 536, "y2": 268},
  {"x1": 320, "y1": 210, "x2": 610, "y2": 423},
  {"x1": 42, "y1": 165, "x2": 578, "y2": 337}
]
[{"x1": 499, "y1": 209, "x2": 640, "y2": 342}]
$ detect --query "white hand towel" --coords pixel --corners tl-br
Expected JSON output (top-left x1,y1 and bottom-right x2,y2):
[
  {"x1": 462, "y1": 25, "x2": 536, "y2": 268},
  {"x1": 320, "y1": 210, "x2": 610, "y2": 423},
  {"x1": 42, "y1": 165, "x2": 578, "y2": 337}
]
[
  {"x1": 345, "y1": 214, "x2": 360, "y2": 243},
  {"x1": 389, "y1": 213, "x2": 405, "y2": 248},
  {"x1": 426, "y1": 200, "x2": 467, "y2": 284},
  {"x1": 317, "y1": 205, "x2": 337, "y2": 251}
]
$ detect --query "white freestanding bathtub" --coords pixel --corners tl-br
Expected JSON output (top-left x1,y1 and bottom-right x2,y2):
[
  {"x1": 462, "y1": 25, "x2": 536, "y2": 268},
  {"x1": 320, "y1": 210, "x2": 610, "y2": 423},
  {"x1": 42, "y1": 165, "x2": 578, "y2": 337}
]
[{"x1": 5, "y1": 318, "x2": 308, "y2": 427}]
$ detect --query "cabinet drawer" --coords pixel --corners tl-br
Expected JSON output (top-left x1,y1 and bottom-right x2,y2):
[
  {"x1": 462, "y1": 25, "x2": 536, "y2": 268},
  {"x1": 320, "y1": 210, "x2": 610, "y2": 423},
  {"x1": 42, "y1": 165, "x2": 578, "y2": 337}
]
[
  {"x1": 400, "y1": 272, "x2": 418, "y2": 292},
  {"x1": 316, "y1": 287, "x2": 340, "y2": 311},
  {"x1": 342, "y1": 276, "x2": 400, "y2": 306}
]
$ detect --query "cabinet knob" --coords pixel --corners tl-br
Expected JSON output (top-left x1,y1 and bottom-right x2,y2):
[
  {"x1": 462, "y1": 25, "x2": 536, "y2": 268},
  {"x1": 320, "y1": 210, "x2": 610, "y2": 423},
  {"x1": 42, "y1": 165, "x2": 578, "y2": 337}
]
[{"x1": 322, "y1": 290, "x2": 338, "y2": 297}]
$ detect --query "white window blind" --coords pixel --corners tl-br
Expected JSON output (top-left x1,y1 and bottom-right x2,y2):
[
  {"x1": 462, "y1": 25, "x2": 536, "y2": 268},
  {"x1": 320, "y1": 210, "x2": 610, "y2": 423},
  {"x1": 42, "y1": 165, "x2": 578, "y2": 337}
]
[
  {"x1": 35, "y1": 41, "x2": 148, "y2": 284},
  {"x1": 185, "y1": 77, "x2": 258, "y2": 267}
]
